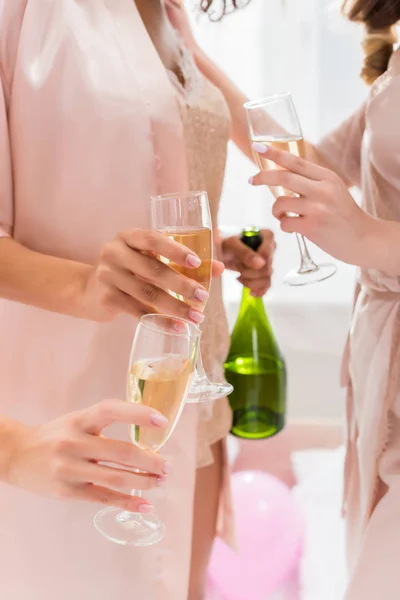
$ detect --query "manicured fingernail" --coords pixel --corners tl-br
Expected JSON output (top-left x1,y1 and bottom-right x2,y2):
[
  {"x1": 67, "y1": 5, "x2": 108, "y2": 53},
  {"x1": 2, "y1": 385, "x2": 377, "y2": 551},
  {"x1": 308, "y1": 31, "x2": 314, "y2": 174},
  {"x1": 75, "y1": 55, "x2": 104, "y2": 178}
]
[
  {"x1": 163, "y1": 462, "x2": 171, "y2": 475},
  {"x1": 252, "y1": 256, "x2": 266, "y2": 268},
  {"x1": 252, "y1": 141, "x2": 269, "y2": 154},
  {"x1": 188, "y1": 310, "x2": 204, "y2": 324},
  {"x1": 248, "y1": 175, "x2": 254, "y2": 185},
  {"x1": 194, "y1": 288, "x2": 209, "y2": 303},
  {"x1": 138, "y1": 503, "x2": 154, "y2": 513},
  {"x1": 157, "y1": 476, "x2": 167, "y2": 486},
  {"x1": 172, "y1": 320, "x2": 186, "y2": 332},
  {"x1": 150, "y1": 412, "x2": 169, "y2": 427},
  {"x1": 187, "y1": 254, "x2": 201, "y2": 268}
]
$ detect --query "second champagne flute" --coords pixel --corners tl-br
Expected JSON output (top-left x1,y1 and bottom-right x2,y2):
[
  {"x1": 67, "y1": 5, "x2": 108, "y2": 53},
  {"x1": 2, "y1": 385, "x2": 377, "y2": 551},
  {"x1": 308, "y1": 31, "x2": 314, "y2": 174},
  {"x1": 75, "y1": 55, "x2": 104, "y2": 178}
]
[
  {"x1": 244, "y1": 93, "x2": 337, "y2": 286},
  {"x1": 151, "y1": 191, "x2": 233, "y2": 403}
]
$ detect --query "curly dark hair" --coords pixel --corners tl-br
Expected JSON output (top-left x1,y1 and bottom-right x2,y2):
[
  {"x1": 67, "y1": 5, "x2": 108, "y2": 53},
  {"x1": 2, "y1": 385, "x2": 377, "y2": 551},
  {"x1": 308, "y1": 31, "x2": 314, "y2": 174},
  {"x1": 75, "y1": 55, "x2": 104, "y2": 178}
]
[{"x1": 200, "y1": 0, "x2": 252, "y2": 21}]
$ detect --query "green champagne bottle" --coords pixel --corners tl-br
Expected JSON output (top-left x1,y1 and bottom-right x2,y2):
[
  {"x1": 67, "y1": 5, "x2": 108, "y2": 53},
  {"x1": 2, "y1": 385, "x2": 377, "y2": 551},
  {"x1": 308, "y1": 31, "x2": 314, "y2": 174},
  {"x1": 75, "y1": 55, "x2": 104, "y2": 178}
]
[{"x1": 225, "y1": 227, "x2": 287, "y2": 439}]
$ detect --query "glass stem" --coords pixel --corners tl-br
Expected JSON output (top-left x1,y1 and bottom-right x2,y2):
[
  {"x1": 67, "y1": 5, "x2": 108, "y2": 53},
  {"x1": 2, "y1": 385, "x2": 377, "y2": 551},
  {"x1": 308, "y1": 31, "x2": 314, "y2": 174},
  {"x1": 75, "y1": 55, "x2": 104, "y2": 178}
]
[
  {"x1": 191, "y1": 330, "x2": 206, "y2": 383},
  {"x1": 295, "y1": 233, "x2": 317, "y2": 273},
  {"x1": 118, "y1": 490, "x2": 142, "y2": 522}
]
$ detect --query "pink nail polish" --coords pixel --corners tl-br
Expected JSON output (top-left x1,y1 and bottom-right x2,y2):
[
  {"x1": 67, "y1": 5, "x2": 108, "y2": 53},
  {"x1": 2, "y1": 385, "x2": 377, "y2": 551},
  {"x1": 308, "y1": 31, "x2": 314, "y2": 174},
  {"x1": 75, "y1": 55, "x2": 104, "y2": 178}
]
[
  {"x1": 138, "y1": 503, "x2": 154, "y2": 514},
  {"x1": 194, "y1": 288, "x2": 209, "y2": 303},
  {"x1": 172, "y1": 320, "x2": 186, "y2": 333},
  {"x1": 188, "y1": 310, "x2": 204, "y2": 324},
  {"x1": 150, "y1": 412, "x2": 168, "y2": 427},
  {"x1": 187, "y1": 254, "x2": 201, "y2": 268},
  {"x1": 163, "y1": 461, "x2": 171, "y2": 475},
  {"x1": 252, "y1": 141, "x2": 269, "y2": 154}
]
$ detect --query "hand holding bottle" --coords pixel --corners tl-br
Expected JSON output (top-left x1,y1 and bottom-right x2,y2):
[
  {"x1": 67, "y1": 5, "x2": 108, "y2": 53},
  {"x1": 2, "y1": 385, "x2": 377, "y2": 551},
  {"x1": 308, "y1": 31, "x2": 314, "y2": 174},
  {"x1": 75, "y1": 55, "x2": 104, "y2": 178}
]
[
  {"x1": 221, "y1": 229, "x2": 275, "y2": 297},
  {"x1": 5, "y1": 400, "x2": 169, "y2": 511},
  {"x1": 225, "y1": 228, "x2": 286, "y2": 440}
]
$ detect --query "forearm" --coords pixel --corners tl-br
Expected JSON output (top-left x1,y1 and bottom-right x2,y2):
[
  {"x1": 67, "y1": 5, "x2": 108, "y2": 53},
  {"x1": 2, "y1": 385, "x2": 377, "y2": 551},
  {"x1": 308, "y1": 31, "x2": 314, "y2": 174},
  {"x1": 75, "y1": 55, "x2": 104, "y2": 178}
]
[
  {"x1": 365, "y1": 219, "x2": 400, "y2": 275},
  {"x1": 0, "y1": 238, "x2": 91, "y2": 318},
  {"x1": 193, "y1": 48, "x2": 321, "y2": 166},
  {"x1": 193, "y1": 49, "x2": 252, "y2": 160}
]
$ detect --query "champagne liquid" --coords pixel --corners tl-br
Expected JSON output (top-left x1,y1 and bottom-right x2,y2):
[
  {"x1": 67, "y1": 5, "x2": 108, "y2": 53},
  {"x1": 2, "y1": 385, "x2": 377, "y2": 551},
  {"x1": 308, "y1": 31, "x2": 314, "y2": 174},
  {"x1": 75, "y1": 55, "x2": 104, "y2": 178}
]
[
  {"x1": 252, "y1": 135, "x2": 306, "y2": 199},
  {"x1": 225, "y1": 355, "x2": 286, "y2": 439},
  {"x1": 161, "y1": 227, "x2": 213, "y2": 291},
  {"x1": 127, "y1": 356, "x2": 194, "y2": 451}
]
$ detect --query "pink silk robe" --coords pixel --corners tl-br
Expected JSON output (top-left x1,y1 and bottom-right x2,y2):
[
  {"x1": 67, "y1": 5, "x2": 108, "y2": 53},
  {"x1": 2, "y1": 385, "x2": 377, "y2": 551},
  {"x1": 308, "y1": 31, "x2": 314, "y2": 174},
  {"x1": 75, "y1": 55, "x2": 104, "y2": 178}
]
[
  {"x1": 0, "y1": 1, "x2": 220, "y2": 598},
  {"x1": 317, "y1": 48, "x2": 400, "y2": 598}
]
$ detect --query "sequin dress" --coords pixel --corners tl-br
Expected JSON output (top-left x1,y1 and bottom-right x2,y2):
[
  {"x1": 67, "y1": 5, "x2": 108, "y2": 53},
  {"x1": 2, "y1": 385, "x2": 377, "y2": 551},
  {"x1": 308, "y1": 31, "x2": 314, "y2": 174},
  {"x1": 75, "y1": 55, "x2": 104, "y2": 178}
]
[{"x1": 167, "y1": 43, "x2": 233, "y2": 468}]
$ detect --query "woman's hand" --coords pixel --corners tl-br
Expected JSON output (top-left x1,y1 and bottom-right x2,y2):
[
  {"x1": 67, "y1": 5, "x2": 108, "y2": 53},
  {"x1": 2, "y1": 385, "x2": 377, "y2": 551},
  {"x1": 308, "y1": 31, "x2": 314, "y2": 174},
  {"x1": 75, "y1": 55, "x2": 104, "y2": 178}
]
[
  {"x1": 6, "y1": 400, "x2": 170, "y2": 512},
  {"x1": 82, "y1": 229, "x2": 224, "y2": 323},
  {"x1": 250, "y1": 142, "x2": 375, "y2": 267},
  {"x1": 221, "y1": 230, "x2": 275, "y2": 297}
]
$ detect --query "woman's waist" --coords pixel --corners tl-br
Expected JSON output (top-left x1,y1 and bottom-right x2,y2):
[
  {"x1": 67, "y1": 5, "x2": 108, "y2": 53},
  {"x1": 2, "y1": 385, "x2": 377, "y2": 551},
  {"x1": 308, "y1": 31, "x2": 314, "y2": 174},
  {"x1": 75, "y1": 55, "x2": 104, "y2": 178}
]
[
  {"x1": 359, "y1": 272, "x2": 400, "y2": 301},
  {"x1": 362, "y1": 287, "x2": 400, "y2": 302}
]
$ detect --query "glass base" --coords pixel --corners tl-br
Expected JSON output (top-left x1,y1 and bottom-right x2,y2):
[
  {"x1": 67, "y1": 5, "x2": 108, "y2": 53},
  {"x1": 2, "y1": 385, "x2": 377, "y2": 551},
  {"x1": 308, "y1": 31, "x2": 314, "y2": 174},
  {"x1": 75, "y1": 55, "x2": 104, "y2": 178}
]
[
  {"x1": 284, "y1": 262, "x2": 337, "y2": 286},
  {"x1": 187, "y1": 380, "x2": 233, "y2": 403},
  {"x1": 94, "y1": 507, "x2": 165, "y2": 547}
]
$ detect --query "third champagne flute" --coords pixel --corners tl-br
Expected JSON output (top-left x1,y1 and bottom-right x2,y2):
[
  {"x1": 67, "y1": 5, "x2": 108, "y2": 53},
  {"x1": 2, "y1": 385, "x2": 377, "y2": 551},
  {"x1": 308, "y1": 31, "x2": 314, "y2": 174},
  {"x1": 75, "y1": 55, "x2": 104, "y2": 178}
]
[
  {"x1": 94, "y1": 314, "x2": 198, "y2": 546},
  {"x1": 244, "y1": 93, "x2": 337, "y2": 286},
  {"x1": 151, "y1": 191, "x2": 233, "y2": 403}
]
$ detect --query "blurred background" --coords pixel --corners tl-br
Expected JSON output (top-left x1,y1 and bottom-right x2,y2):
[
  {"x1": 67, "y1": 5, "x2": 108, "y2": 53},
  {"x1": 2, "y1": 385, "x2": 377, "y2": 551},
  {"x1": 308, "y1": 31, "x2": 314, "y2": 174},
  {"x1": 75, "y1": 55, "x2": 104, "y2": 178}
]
[{"x1": 185, "y1": 0, "x2": 367, "y2": 422}]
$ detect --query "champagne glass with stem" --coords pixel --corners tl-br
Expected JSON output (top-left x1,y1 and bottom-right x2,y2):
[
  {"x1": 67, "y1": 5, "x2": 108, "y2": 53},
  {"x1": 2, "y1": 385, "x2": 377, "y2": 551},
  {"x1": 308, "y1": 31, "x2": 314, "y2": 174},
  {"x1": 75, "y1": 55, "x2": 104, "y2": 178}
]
[
  {"x1": 244, "y1": 92, "x2": 337, "y2": 286},
  {"x1": 94, "y1": 314, "x2": 199, "y2": 546},
  {"x1": 151, "y1": 191, "x2": 233, "y2": 403}
]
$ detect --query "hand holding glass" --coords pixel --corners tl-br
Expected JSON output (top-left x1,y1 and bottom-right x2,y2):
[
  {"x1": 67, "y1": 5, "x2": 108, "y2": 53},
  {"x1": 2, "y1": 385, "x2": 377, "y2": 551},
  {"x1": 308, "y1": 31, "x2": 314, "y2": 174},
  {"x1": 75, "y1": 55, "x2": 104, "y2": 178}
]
[
  {"x1": 94, "y1": 314, "x2": 199, "y2": 546},
  {"x1": 244, "y1": 93, "x2": 336, "y2": 286},
  {"x1": 151, "y1": 191, "x2": 233, "y2": 402}
]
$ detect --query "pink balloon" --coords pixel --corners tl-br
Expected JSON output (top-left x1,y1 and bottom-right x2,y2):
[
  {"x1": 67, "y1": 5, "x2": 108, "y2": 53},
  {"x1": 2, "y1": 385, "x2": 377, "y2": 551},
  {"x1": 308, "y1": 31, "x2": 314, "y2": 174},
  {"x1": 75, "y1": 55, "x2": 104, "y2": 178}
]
[{"x1": 208, "y1": 471, "x2": 303, "y2": 600}]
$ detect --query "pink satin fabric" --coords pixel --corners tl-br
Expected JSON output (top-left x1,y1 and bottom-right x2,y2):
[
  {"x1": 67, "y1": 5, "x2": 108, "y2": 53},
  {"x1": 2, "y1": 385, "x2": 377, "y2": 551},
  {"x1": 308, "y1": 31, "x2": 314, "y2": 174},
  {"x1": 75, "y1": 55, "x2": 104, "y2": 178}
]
[
  {"x1": 317, "y1": 48, "x2": 400, "y2": 598},
  {"x1": 0, "y1": 1, "x2": 224, "y2": 598}
]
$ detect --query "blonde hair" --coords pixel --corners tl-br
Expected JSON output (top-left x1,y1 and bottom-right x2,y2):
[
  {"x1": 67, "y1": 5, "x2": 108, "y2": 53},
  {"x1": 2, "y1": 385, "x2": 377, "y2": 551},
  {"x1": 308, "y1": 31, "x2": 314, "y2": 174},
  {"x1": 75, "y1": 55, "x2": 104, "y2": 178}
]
[{"x1": 342, "y1": 0, "x2": 400, "y2": 84}]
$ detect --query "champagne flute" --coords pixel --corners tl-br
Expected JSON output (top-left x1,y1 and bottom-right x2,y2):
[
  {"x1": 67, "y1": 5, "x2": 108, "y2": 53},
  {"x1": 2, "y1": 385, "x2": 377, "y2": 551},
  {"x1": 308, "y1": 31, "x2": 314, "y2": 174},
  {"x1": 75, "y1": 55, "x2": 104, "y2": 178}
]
[
  {"x1": 244, "y1": 93, "x2": 337, "y2": 286},
  {"x1": 94, "y1": 314, "x2": 199, "y2": 546},
  {"x1": 151, "y1": 191, "x2": 233, "y2": 403}
]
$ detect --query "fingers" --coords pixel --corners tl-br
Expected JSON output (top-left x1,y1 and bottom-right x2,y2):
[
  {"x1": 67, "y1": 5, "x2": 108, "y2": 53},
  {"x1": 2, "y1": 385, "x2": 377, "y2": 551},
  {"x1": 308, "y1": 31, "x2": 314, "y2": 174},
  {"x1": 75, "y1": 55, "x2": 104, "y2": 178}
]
[
  {"x1": 224, "y1": 236, "x2": 266, "y2": 269},
  {"x1": 251, "y1": 142, "x2": 333, "y2": 181},
  {"x1": 106, "y1": 267, "x2": 205, "y2": 324},
  {"x1": 251, "y1": 168, "x2": 316, "y2": 197},
  {"x1": 237, "y1": 262, "x2": 272, "y2": 281},
  {"x1": 238, "y1": 275, "x2": 271, "y2": 297},
  {"x1": 78, "y1": 400, "x2": 169, "y2": 435},
  {"x1": 121, "y1": 250, "x2": 208, "y2": 306},
  {"x1": 120, "y1": 229, "x2": 202, "y2": 271},
  {"x1": 211, "y1": 260, "x2": 225, "y2": 278},
  {"x1": 259, "y1": 229, "x2": 276, "y2": 256},
  {"x1": 99, "y1": 235, "x2": 209, "y2": 315},
  {"x1": 88, "y1": 436, "x2": 168, "y2": 476},
  {"x1": 272, "y1": 196, "x2": 310, "y2": 219},
  {"x1": 279, "y1": 215, "x2": 307, "y2": 235},
  {"x1": 78, "y1": 463, "x2": 165, "y2": 492},
  {"x1": 73, "y1": 484, "x2": 154, "y2": 512}
]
